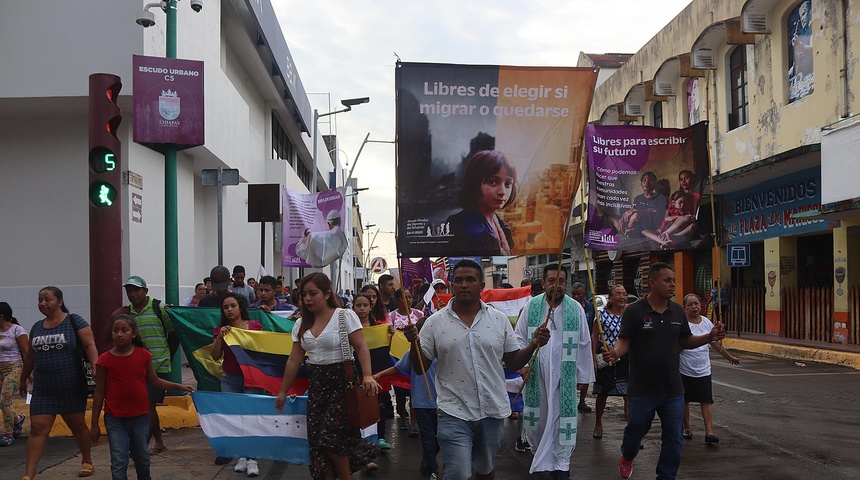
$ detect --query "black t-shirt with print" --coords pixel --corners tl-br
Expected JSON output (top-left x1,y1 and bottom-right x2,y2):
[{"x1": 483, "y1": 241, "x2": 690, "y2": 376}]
[{"x1": 619, "y1": 297, "x2": 692, "y2": 397}]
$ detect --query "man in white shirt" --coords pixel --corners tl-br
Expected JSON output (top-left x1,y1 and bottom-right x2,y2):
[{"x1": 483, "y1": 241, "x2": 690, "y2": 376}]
[
  {"x1": 515, "y1": 265, "x2": 595, "y2": 480},
  {"x1": 404, "y1": 259, "x2": 549, "y2": 480}
]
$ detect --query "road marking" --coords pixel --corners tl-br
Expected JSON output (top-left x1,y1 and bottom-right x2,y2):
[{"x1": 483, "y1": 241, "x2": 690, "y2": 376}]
[
  {"x1": 713, "y1": 362, "x2": 860, "y2": 377},
  {"x1": 712, "y1": 380, "x2": 764, "y2": 395}
]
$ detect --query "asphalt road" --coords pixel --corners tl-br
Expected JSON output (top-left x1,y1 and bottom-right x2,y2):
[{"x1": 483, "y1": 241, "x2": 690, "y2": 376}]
[{"x1": 2, "y1": 351, "x2": 858, "y2": 479}]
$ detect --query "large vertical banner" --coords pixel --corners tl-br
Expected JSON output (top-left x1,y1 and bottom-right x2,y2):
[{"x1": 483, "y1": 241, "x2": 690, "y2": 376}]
[
  {"x1": 396, "y1": 62, "x2": 597, "y2": 258},
  {"x1": 281, "y1": 188, "x2": 348, "y2": 268},
  {"x1": 787, "y1": 0, "x2": 813, "y2": 102},
  {"x1": 585, "y1": 123, "x2": 710, "y2": 251}
]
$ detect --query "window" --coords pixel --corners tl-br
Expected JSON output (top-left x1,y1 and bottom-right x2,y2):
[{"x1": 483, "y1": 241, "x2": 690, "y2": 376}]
[
  {"x1": 652, "y1": 102, "x2": 663, "y2": 128},
  {"x1": 787, "y1": 0, "x2": 814, "y2": 102},
  {"x1": 271, "y1": 113, "x2": 294, "y2": 161},
  {"x1": 728, "y1": 46, "x2": 749, "y2": 130}
]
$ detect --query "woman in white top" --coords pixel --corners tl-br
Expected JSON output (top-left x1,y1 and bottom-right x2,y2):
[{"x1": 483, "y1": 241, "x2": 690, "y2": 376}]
[
  {"x1": 679, "y1": 294, "x2": 740, "y2": 444},
  {"x1": 275, "y1": 273, "x2": 381, "y2": 479}
]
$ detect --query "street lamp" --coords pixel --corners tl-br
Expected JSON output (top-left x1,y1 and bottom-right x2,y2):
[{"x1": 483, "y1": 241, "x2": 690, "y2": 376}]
[{"x1": 312, "y1": 97, "x2": 369, "y2": 193}]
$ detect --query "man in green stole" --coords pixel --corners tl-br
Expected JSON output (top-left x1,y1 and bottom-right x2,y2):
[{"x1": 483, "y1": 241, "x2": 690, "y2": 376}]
[{"x1": 514, "y1": 265, "x2": 595, "y2": 480}]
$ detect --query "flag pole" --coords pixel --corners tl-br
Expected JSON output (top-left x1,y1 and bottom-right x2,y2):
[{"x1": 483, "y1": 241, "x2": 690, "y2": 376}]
[
  {"x1": 513, "y1": 162, "x2": 581, "y2": 403},
  {"x1": 399, "y1": 257, "x2": 433, "y2": 401}
]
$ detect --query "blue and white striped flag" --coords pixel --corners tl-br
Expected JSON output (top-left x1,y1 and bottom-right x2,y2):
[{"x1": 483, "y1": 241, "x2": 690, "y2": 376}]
[{"x1": 192, "y1": 391, "x2": 377, "y2": 465}]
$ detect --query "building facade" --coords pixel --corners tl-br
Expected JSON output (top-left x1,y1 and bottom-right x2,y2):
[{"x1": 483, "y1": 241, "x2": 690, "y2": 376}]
[
  {"x1": 0, "y1": 1, "x2": 346, "y2": 329},
  {"x1": 585, "y1": 0, "x2": 860, "y2": 346}
]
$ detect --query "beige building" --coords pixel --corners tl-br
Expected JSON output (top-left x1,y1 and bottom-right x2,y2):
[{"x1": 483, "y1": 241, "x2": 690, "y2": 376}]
[{"x1": 585, "y1": 0, "x2": 860, "y2": 346}]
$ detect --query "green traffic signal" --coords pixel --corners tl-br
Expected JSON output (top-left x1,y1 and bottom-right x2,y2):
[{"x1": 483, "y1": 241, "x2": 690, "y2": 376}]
[{"x1": 89, "y1": 181, "x2": 118, "y2": 207}]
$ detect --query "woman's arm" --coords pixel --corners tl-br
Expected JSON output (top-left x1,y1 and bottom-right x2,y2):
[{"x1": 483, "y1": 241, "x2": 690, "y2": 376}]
[
  {"x1": 77, "y1": 326, "x2": 100, "y2": 368},
  {"x1": 90, "y1": 365, "x2": 107, "y2": 442},
  {"x1": 710, "y1": 341, "x2": 740, "y2": 365},
  {"x1": 349, "y1": 330, "x2": 380, "y2": 395},
  {"x1": 18, "y1": 337, "x2": 34, "y2": 397},
  {"x1": 275, "y1": 342, "x2": 306, "y2": 412},
  {"x1": 210, "y1": 326, "x2": 230, "y2": 360},
  {"x1": 15, "y1": 333, "x2": 29, "y2": 365}
]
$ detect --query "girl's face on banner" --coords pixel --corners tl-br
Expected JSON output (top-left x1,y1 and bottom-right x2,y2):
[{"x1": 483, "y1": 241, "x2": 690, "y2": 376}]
[{"x1": 479, "y1": 168, "x2": 514, "y2": 213}]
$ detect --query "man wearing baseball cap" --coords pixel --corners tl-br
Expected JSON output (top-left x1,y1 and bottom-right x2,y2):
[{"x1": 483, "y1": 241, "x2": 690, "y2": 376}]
[
  {"x1": 198, "y1": 266, "x2": 232, "y2": 307},
  {"x1": 109, "y1": 275, "x2": 178, "y2": 455}
]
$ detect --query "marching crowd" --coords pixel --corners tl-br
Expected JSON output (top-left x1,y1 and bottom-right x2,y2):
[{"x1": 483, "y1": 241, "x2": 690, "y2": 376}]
[{"x1": 0, "y1": 260, "x2": 737, "y2": 480}]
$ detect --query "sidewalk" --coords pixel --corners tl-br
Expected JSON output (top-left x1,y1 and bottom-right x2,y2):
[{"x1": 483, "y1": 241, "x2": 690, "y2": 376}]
[{"x1": 723, "y1": 336, "x2": 860, "y2": 369}]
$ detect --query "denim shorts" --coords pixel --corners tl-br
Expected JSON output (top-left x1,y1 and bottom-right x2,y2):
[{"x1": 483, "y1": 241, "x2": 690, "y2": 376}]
[{"x1": 436, "y1": 410, "x2": 505, "y2": 480}]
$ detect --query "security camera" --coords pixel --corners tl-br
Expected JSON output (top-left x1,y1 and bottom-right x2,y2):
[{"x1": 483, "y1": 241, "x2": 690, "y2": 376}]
[
  {"x1": 136, "y1": 10, "x2": 156, "y2": 27},
  {"x1": 190, "y1": 0, "x2": 203, "y2": 12}
]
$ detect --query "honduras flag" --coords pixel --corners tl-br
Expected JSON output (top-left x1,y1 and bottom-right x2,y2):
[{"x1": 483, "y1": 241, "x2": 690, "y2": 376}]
[{"x1": 193, "y1": 391, "x2": 377, "y2": 464}]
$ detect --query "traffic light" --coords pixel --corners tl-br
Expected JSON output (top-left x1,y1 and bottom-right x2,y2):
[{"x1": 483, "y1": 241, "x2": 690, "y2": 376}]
[
  {"x1": 89, "y1": 74, "x2": 122, "y2": 207},
  {"x1": 88, "y1": 73, "x2": 124, "y2": 354}
]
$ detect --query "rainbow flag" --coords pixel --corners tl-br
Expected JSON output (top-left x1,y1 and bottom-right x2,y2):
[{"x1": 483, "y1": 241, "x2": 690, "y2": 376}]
[{"x1": 193, "y1": 391, "x2": 377, "y2": 464}]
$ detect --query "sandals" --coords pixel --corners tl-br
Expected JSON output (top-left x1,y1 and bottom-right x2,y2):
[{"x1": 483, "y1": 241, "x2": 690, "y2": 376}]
[
  {"x1": 78, "y1": 463, "x2": 94, "y2": 477},
  {"x1": 149, "y1": 445, "x2": 168, "y2": 455}
]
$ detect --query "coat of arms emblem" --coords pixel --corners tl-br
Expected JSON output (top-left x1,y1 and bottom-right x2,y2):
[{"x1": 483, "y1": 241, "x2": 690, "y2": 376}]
[{"x1": 159, "y1": 89, "x2": 180, "y2": 121}]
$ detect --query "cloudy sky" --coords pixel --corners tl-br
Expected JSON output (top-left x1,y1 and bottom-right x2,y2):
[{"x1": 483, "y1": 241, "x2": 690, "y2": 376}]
[{"x1": 271, "y1": 0, "x2": 693, "y2": 265}]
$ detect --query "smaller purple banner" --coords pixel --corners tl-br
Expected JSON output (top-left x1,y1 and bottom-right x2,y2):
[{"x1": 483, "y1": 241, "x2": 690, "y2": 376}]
[
  {"x1": 401, "y1": 258, "x2": 433, "y2": 292},
  {"x1": 133, "y1": 55, "x2": 204, "y2": 151},
  {"x1": 282, "y1": 188, "x2": 348, "y2": 268}
]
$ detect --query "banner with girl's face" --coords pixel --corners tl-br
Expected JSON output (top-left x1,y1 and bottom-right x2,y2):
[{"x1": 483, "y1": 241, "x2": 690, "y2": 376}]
[
  {"x1": 584, "y1": 122, "x2": 710, "y2": 251},
  {"x1": 395, "y1": 62, "x2": 597, "y2": 258}
]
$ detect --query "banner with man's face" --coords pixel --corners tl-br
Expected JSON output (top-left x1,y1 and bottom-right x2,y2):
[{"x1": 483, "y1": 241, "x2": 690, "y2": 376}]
[
  {"x1": 281, "y1": 188, "x2": 348, "y2": 268},
  {"x1": 395, "y1": 62, "x2": 597, "y2": 258},
  {"x1": 584, "y1": 122, "x2": 710, "y2": 251}
]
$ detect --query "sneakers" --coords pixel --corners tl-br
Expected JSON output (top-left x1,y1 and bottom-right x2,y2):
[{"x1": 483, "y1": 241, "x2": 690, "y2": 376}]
[
  {"x1": 704, "y1": 434, "x2": 720, "y2": 444},
  {"x1": 619, "y1": 456, "x2": 634, "y2": 478},
  {"x1": 515, "y1": 438, "x2": 531, "y2": 452},
  {"x1": 399, "y1": 419, "x2": 410, "y2": 430},
  {"x1": 13, "y1": 414, "x2": 25, "y2": 438},
  {"x1": 577, "y1": 402, "x2": 592, "y2": 413},
  {"x1": 430, "y1": 474, "x2": 438, "y2": 480},
  {"x1": 0, "y1": 436, "x2": 12, "y2": 446},
  {"x1": 682, "y1": 431, "x2": 693, "y2": 440},
  {"x1": 234, "y1": 457, "x2": 248, "y2": 473},
  {"x1": 246, "y1": 459, "x2": 259, "y2": 477},
  {"x1": 377, "y1": 438, "x2": 391, "y2": 450},
  {"x1": 408, "y1": 426, "x2": 419, "y2": 437}
]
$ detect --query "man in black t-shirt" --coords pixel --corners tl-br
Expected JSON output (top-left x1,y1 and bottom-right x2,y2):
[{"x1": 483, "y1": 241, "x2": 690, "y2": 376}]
[{"x1": 603, "y1": 263, "x2": 725, "y2": 480}]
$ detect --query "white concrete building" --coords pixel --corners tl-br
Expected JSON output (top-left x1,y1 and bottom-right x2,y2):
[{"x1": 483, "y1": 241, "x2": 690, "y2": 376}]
[{"x1": 0, "y1": 0, "x2": 342, "y2": 329}]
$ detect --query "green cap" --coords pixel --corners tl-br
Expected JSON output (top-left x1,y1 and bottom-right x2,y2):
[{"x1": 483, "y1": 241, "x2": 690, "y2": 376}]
[{"x1": 123, "y1": 276, "x2": 147, "y2": 288}]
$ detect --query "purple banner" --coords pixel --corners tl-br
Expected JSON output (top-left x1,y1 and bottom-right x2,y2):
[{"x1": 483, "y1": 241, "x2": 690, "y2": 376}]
[
  {"x1": 401, "y1": 258, "x2": 433, "y2": 293},
  {"x1": 133, "y1": 55, "x2": 204, "y2": 151},
  {"x1": 281, "y1": 188, "x2": 348, "y2": 268},
  {"x1": 585, "y1": 123, "x2": 710, "y2": 251}
]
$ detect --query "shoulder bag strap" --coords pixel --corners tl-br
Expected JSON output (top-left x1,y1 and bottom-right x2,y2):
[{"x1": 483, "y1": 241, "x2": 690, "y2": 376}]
[{"x1": 337, "y1": 309, "x2": 355, "y2": 385}]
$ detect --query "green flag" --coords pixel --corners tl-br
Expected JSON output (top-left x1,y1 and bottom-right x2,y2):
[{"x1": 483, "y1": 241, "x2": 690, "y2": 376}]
[{"x1": 166, "y1": 306, "x2": 296, "y2": 391}]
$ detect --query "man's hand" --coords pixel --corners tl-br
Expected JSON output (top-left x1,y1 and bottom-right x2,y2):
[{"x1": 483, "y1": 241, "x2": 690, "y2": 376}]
[
  {"x1": 90, "y1": 425, "x2": 100, "y2": 444},
  {"x1": 601, "y1": 347, "x2": 615, "y2": 364},
  {"x1": 530, "y1": 326, "x2": 550, "y2": 347},
  {"x1": 403, "y1": 323, "x2": 419, "y2": 343}
]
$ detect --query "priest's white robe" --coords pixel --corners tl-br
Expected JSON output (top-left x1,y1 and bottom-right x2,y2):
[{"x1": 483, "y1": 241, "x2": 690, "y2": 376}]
[{"x1": 514, "y1": 298, "x2": 595, "y2": 474}]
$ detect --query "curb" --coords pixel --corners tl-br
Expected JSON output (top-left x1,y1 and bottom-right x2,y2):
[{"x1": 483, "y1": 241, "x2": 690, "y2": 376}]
[
  {"x1": 724, "y1": 338, "x2": 860, "y2": 370},
  {"x1": 12, "y1": 395, "x2": 199, "y2": 438}
]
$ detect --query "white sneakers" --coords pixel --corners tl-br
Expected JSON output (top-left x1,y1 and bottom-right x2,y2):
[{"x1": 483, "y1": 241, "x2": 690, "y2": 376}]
[
  {"x1": 246, "y1": 459, "x2": 259, "y2": 477},
  {"x1": 234, "y1": 458, "x2": 259, "y2": 477}
]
